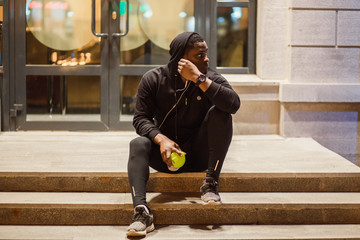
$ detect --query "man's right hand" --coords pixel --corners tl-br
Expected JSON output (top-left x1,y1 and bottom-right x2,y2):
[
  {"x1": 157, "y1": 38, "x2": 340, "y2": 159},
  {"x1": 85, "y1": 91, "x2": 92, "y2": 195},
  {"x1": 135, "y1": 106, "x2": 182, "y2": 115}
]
[{"x1": 153, "y1": 133, "x2": 184, "y2": 168}]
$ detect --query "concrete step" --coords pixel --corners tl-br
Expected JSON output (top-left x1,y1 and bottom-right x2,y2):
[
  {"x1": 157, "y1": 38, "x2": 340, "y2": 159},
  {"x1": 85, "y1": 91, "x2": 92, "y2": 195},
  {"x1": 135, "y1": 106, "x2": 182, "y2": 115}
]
[
  {"x1": 2, "y1": 172, "x2": 360, "y2": 193},
  {"x1": 1, "y1": 133, "x2": 360, "y2": 193},
  {"x1": 1, "y1": 192, "x2": 360, "y2": 225},
  {"x1": 1, "y1": 225, "x2": 360, "y2": 240}
]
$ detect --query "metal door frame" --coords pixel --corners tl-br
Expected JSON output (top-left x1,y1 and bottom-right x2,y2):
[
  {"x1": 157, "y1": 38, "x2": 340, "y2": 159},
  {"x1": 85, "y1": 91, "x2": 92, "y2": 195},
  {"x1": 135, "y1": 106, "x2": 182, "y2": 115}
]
[
  {"x1": 10, "y1": 0, "x2": 115, "y2": 131},
  {"x1": 0, "y1": 0, "x2": 3, "y2": 130},
  {"x1": 2, "y1": 0, "x2": 11, "y2": 131}
]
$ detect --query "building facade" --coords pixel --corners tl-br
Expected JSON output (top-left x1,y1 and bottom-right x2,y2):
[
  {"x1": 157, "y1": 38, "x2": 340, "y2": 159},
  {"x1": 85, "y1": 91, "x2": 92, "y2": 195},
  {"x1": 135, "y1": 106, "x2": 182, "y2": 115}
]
[
  {"x1": 245, "y1": 0, "x2": 360, "y2": 165},
  {"x1": 0, "y1": 0, "x2": 359, "y2": 165}
]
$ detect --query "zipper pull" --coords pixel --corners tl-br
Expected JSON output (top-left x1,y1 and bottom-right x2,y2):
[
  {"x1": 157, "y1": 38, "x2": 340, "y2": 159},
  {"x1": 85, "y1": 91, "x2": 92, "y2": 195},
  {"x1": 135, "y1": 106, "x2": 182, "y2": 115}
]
[{"x1": 185, "y1": 98, "x2": 188, "y2": 105}]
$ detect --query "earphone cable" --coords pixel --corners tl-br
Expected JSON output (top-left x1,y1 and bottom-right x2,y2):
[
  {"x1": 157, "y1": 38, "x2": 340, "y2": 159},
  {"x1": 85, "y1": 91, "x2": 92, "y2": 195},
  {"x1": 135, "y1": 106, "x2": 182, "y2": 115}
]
[{"x1": 158, "y1": 81, "x2": 190, "y2": 129}]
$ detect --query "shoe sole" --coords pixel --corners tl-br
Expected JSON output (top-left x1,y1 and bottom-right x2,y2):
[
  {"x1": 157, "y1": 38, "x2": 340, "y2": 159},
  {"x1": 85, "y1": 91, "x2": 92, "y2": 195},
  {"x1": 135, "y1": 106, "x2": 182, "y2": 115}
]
[
  {"x1": 202, "y1": 200, "x2": 222, "y2": 205},
  {"x1": 126, "y1": 223, "x2": 155, "y2": 237}
]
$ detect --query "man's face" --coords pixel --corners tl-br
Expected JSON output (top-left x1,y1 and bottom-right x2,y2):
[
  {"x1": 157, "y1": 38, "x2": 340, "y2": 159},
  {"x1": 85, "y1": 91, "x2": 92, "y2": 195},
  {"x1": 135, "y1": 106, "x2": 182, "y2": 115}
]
[{"x1": 183, "y1": 41, "x2": 209, "y2": 74}]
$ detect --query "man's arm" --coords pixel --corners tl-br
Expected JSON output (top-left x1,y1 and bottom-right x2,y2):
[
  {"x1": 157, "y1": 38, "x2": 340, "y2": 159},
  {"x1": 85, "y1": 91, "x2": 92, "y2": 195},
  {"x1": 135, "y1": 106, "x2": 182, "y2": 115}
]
[
  {"x1": 133, "y1": 72, "x2": 184, "y2": 167},
  {"x1": 132, "y1": 78, "x2": 160, "y2": 140},
  {"x1": 177, "y1": 59, "x2": 240, "y2": 114}
]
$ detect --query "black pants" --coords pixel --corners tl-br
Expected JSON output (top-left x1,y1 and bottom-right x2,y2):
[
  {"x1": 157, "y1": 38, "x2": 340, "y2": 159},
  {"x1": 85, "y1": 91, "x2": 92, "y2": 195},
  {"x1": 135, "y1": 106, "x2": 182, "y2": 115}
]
[{"x1": 127, "y1": 106, "x2": 233, "y2": 208}]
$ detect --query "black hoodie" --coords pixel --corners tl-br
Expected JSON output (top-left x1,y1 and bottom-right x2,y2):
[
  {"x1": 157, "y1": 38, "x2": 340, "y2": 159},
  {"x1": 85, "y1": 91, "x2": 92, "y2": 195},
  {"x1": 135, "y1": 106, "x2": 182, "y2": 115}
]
[{"x1": 133, "y1": 32, "x2": 240, "y2": 144}]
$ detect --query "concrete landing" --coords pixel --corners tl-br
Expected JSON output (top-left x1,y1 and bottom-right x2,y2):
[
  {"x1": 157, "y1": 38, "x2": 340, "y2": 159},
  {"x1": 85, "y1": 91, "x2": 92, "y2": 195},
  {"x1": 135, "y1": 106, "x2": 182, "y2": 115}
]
[
  {"x1": 1, "y1": 225, "x2": 360, "y2": 240},
  {"x1": 0, "y1": 132, "x2": 359, "y2": 173}
]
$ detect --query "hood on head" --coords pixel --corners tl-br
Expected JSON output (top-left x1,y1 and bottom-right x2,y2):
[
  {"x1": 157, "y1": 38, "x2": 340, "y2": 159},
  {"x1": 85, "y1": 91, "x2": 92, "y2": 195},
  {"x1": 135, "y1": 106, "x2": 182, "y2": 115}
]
[{"x1": 167, "y1": 32, "x2": 197, "y2": 78}]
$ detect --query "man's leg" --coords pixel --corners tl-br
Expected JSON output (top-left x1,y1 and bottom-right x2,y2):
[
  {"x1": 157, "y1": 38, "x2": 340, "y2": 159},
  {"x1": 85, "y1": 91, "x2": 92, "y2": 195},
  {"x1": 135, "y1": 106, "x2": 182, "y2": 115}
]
[
  {"x1": 127, "y1": 136, "x2": 156, "y2": 237},
  {"x1": 190, "y1": 106, "x2": 233, "y2": 204},
  {"x1": 128, "y1": 135, "x2": 181, "y2": 207},
  {"x1": 127, "y1": 136, "x2": 152, "y2": 208},
  {"x1": 205, "y1": 106, "x2": 233, "y2": 181},
  {"x1": 190, "y1": 106, "x2": 233, "y2": 178}
]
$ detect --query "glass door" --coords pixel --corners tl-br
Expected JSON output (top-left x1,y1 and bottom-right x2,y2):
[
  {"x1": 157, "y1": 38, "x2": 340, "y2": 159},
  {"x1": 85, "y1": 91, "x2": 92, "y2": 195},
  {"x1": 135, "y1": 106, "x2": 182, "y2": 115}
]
[{"x1": 12, "y1": 0, "x2": 196, "y2": 130}]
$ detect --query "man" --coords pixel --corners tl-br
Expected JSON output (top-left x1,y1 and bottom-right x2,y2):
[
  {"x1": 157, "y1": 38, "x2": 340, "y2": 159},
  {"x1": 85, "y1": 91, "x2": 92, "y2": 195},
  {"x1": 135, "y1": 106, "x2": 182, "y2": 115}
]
[{"x1": 126, "y1": 32, "x2": 240, "y2": 237}]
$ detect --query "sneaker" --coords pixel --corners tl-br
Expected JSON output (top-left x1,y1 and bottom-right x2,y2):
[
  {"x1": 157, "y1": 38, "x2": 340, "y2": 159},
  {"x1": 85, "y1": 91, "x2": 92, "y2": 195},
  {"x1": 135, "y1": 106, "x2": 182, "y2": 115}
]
[
  {"x1": 200, "y1": 177, "x2": 222, "y2": 205},
  {"x1": 126, "y1": 205, "x2": 155, "y2": 237}
]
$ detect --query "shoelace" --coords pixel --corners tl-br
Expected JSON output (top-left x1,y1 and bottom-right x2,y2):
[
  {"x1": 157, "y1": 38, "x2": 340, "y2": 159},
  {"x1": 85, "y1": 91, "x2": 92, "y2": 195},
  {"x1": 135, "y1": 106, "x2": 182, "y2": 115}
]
[
  {"x1": 202, "y1": 180, "x2": 219, "y2": 194},
  {"x1": 132, "y1": 208, "x2": 147, "y2": 223}
]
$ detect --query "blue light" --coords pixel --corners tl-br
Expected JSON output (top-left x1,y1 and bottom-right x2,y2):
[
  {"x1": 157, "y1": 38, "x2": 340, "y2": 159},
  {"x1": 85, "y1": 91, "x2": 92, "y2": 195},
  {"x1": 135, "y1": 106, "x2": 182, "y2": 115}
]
[
  {"x1": 179, "y1": 11, "x2": 187, "y2": 18},
  {"x1": 143, "y1": 9, "x2": 153, "y2": 18},
  {"x1": 67, "y1": 11, "x2": 74, "y2": 18},
  {"x1": 187, "y1": 16, "x2": 195, "y2": 32},
  {"x1": 217, "y1": 16, "x2": 225, "y2": 23},
  {"x1": 26, "y1": 0, "x2": 32, "y2": 16},
  {"x1": 140, "y1": 3, "x2": 150, "y2": 12},
  {"x1": 231, "y1": 7, "x2": 242, "y2": 19}
]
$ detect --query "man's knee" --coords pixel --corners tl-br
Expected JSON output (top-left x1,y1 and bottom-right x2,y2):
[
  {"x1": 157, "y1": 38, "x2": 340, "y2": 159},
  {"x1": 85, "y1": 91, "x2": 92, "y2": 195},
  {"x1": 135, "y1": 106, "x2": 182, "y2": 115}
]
[
  {"x1": 207, "y1": 106, "x2": 232, "y2": 124},
  {"x1": 129, "y1": 136, "x2": 152, "y2": 154}
]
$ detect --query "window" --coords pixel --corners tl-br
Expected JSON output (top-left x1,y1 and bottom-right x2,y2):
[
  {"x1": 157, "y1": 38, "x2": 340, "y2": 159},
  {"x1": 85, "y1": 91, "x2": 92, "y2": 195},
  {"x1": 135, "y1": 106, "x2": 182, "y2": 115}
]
[{"x1": 214, "y1": 0, "x2": 256, "y2": 74}]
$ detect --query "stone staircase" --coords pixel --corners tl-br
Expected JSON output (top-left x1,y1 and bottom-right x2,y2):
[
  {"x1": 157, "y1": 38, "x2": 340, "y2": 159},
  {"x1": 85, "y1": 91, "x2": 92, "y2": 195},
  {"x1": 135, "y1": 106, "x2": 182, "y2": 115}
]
[{"x1": 0, "y1": 132, "x2": 360, "y2": 239}]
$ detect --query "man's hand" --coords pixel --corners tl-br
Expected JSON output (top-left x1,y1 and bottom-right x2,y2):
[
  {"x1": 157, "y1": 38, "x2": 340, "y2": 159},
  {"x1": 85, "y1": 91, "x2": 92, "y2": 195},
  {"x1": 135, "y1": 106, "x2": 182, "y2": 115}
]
[
  {"x1": 177, "y1": 58, "x2": 201, "y2": 83},
  {"x1": 178, "y1": 58, "x2": 211, "y2": 92},
  {"x1": 154, "y1": 134, "x2": 184, "y2": 167}
]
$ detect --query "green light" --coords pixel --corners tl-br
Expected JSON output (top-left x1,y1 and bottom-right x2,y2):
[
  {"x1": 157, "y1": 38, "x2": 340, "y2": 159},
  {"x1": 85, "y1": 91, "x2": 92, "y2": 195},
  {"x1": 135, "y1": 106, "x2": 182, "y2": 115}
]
[
  {"x1": 139, "y1": 3, "x2": 150, "y2": 12},
  {"x1": 119, "y1": 2, "x2": 133, "y2": 15},
  {"x1": 119, "y1": 1, "x2": 127, "y2": 15}
]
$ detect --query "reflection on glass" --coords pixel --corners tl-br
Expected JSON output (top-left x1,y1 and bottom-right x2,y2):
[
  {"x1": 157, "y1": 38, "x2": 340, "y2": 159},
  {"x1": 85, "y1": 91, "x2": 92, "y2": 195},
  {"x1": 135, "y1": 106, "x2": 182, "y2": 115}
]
[
  {"x1": 26, "y1": 75, "x2": 100, "y2": 121},
  {"x1": 138, "y1": 0, "x2": 194, "y2": 50},
  {"x1": 120, "y1": 76, "x2": 141, "y2": 120},
  {"x1": 120, "y1": 41, "x2": 170, "y2": 65},
  {"x1": 25, "y1": 0, "x2": 195, "y2": 66},
  {"x1": 0, "y1": 6, "x2": 3, "y2": 66},
  {"x1": 119, "y1": 0, "x2": 148, "y2": 51},
  {"x1": 217, "y1": 7, "x2": 249, "y2": 67},
  {"x1": 120, "y1": 0, "x2": 195, "y2": 65},
  {"x1": 26, "y1": 0, "x2": 101, "y2": 65}
]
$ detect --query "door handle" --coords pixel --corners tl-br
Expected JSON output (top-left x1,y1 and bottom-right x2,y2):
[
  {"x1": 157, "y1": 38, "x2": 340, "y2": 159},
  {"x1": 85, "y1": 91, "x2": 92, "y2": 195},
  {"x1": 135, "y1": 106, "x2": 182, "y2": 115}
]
[
  {"x1": 112, "y1": 0, "x2": 129, "y2": 38},
  {"x1": 10, "y1": 104, "x2": 24, "y2": 118},
  {"x1": 91, "y1": 0, "x2": 108, "y2": 38}
]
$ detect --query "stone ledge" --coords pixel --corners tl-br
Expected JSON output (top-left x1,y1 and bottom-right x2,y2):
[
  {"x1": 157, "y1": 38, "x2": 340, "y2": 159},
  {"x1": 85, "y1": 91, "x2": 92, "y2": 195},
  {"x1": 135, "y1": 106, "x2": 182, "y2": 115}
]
[
  {"x1": 2, "y1": 192, "x2": 360, "y2": 225},
  {"x1": 228, "y1": 74, "x2": 360, "y2": 103},
  {"x1": 280, "y1": 83, "x2": 360, "y2": 102},
  {"x1": 217, "y1": 74, "x2": 282, "y2": 101},
  {"x1": 2, "y1": 172, "x2": 360, "y2": 192},
  {"x1": 224, "y1": 74, "x2": 282, "y2": 86}
]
